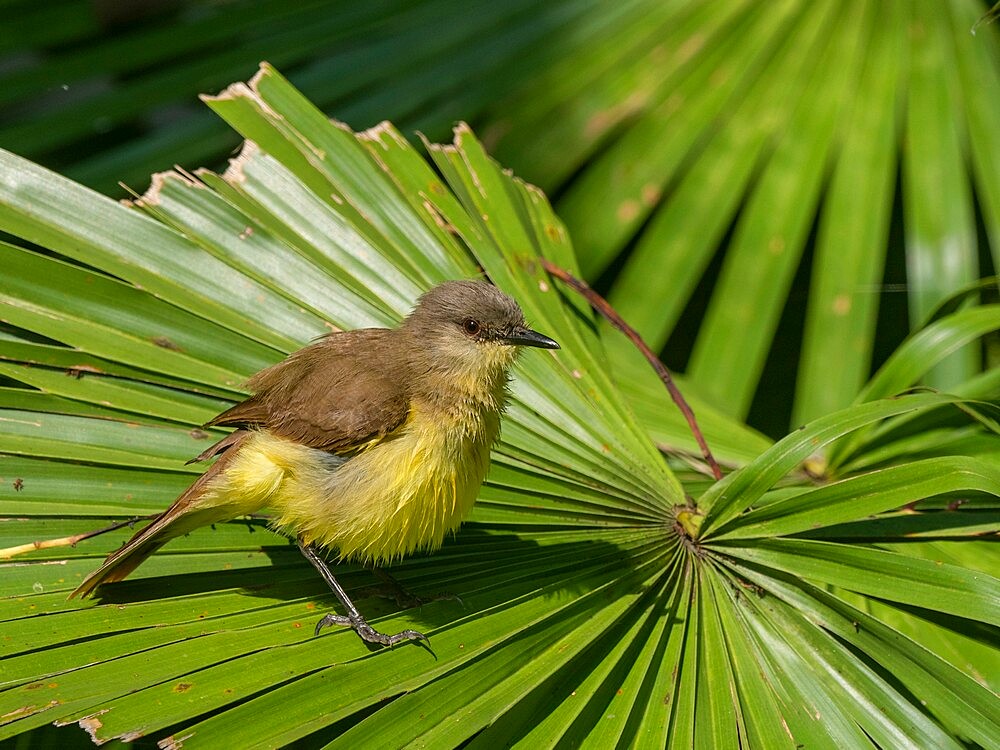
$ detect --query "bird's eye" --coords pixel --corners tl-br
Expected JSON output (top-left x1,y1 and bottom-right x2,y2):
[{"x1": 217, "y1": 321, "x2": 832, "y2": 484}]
[{"x1": 462, "y1": 318, "x2": 481, "y2": 336}]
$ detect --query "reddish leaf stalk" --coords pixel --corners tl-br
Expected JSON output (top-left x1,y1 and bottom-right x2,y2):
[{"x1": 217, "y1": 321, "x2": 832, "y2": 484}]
[{"x1": 541, "y1": 258, "x2": 723, "y2": 481}]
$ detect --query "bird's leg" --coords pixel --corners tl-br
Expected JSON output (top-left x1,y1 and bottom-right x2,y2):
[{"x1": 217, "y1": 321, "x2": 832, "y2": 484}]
[{"x1": 296, "y1": 541, "x2": 428, "y2": 647}]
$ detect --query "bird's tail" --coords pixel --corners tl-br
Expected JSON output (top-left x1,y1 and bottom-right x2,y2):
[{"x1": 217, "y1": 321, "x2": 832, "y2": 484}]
[
  {"x1": 70, "y1": 432, "x2": 248, "y2": 599},
  {"x1": 70, "y1": 515, "x2": 176, "y2": 598}
]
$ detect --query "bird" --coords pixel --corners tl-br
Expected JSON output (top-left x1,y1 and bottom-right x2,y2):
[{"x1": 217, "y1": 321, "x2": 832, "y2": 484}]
[{"x1": 70, "y1": 280, "x2": 560, "y2": 647}]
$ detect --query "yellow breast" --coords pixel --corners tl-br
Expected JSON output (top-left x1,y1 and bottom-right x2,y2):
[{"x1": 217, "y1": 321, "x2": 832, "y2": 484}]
[{"x1": 219, "y1": 403, "x2": 500, "y2": 565}]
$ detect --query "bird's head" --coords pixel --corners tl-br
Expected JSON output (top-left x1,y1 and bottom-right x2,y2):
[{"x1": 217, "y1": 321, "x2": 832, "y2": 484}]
[{"x1": 403, "y1": 280, "x2": 559, "y2": 389}]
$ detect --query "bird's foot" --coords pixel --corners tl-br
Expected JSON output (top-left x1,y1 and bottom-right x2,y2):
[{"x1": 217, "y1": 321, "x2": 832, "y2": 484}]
[{"x1": 313, "y1": 611, "x2": 428, "y2": 647}]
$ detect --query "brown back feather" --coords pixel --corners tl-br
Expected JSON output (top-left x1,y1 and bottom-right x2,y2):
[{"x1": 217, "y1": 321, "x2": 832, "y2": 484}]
[{"x1": 205, "y1": 329, "x2": 412, "y2": 454}]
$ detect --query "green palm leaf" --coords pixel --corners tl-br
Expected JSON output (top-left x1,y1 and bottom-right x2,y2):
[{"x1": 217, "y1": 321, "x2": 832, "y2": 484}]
[{"x1": 1, "y1": 66, "x2": 998, "y2": 748}]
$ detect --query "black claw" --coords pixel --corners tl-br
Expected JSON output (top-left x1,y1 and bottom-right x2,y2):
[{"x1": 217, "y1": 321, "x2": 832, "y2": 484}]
[
  {"x1": 390, "y1": 629, "x2": 430, "y2": 646},
  {"x1": 314, "y1": 612, "x2": 351, "y2": 637},
  {"x1": 313, "y1": 612, "x2": 428, "y2": 647}
]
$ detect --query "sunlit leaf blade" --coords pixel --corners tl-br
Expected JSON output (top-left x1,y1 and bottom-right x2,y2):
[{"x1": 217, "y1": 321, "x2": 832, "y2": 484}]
[
  {"x1": 557, "y1": 0, "x2": 806, "y2": 282},
  {"x1": 686, "y1": 1, "x2": 872, "y2": 418},
  {"x1": 698, "y1": 392, "x2": 954, "y2": 535},
  {"x1": 665, "y1": 573, "x2": 699, "y2": 747},
  {"x1": 792, "y1": 0, "x2": 901, "y2": 424},
  {"x1": 714, "y1": 455, "x2": 1000, "y2": 540},
  {"x1": 903, "y1": 0, "x2": 979, "y2": 390},
  {"x1": 694, "y1": 569, "x2": 742, "y2": 749},
  {"x1": 602, "y1": 0, "x2": 828, "y2": 355},
  {"x1": 0, "y1": 153, "x2": 316, "y2": 355},
  {"x1": 857, "y1": 304, "x2": 1000, "y2": 403},
  {"x1": 732, "y1": 561, "x2": 1000, "y2": 749},
  {"x1": 320, "y1": 556, "x2": 669, "y2": 749},
  {"x1": 707, "y1": 571, "x2": 796, "y2": 750},
  {"x1": 735, "y1": 570, "x2": 972, "y2": 750},
  {"x1": 604, "y1": 357, "x2": 774, "y2": 471},
  {"x1": 715, "y1": 538, "x2": 1000, "y2": 624}
]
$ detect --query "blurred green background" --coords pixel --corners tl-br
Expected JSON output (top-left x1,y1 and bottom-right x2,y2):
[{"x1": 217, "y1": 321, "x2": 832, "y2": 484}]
[{"x1": 2, "y1": 0, "x2": 998, "y2": 438}]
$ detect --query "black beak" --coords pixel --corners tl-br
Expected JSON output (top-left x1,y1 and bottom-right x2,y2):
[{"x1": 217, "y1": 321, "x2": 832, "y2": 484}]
[{"x1": 501, "y1": 326, "x2": 560, "y2": 350}]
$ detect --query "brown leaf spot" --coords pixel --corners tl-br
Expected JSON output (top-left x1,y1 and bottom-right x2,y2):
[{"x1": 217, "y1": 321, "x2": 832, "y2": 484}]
[
  {"x1": 640, "y1": 183, "x2": 661, "y2": 206},
  {"x1": 676, "y1": 33, "x2": 706, "y2": 62},
  {"x1": 584, "y1": 108, "x2": 620, "y2": 139},
  {"x1": 832, "y1": 294, "x2": 851, "y2": 316},
  {"x1": 152, "y1": 336, "x2": 182, "y2": 351},
  {"x1": 617, "y1": 200, "x2": 640, "y2": 223},
  {"x1": 189, "y1": 429, "x2": 209, "y2": 440},
  {"x1": 172, "y1": 682, "x2": 193, "y2": 693},
  {"x1": 66, "y1": 364, "x2": 102, "y2": 378},
  {"x1": 422, "y1": 200, "x2": 457, "y2": 234}
]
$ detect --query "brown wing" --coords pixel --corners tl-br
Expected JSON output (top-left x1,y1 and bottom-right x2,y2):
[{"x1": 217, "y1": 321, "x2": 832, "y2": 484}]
[{"x1": 204, "y1": 329, "x2": 411, "y2": 454}]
